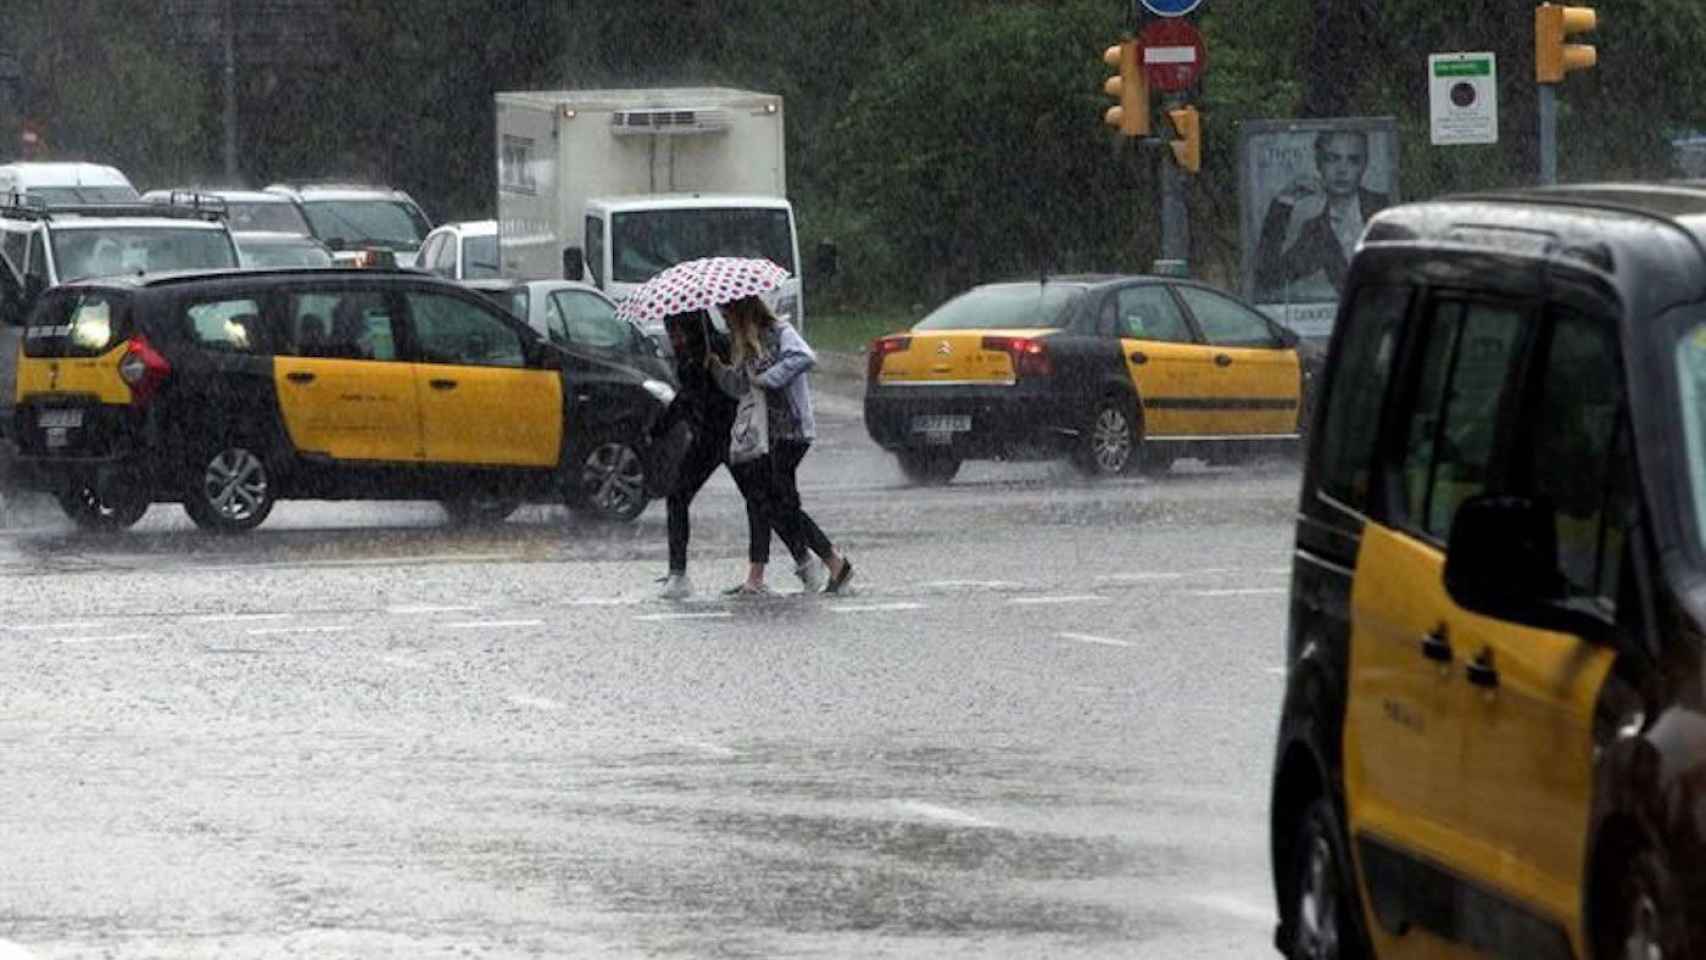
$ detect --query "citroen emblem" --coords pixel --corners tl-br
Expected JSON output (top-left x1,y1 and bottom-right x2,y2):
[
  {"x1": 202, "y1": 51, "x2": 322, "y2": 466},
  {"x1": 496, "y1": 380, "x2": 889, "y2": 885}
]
[{"x1": 936, "y1": 342, "x2": 952, "y2": 357}]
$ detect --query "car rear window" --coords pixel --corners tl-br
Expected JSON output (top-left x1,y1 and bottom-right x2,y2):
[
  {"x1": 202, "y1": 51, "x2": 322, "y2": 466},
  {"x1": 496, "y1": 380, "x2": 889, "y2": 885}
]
[
  {"x1": 52, "y1": 227, "x2": 238, "y2": 281},
  {"x1": 184, "y1": 297, "x2": 269, "y2": 354},
  {"x1": 23, "y1": 290, "x2": 133, "y2": 357},
  {"x1": 913, "y1": 284, "x2": 1083, "y2": 331}
]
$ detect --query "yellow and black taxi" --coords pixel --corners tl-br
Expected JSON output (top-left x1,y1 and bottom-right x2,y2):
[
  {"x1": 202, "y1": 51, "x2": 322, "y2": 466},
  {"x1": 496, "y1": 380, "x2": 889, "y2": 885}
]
[
  {"x1": 2, "y1": 267, "x2": 673, "y2": 532},
  {"x1": 863, "y1": 275, "x2": 1317, "y2": 484},
  {"x1": 1269, "y1": 182, "x2": 1706, "y2": 959}
]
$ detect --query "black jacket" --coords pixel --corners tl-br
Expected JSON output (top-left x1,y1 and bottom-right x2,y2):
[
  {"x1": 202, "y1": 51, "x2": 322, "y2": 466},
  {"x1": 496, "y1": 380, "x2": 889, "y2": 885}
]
[{"x1": 652, "y1": 316, "x2": 737, "y2": 445}]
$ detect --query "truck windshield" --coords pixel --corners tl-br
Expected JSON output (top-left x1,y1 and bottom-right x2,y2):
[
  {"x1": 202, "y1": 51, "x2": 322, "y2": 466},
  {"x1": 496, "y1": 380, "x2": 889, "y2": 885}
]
[
  {"x1": 301, "y1": 200, "x2": 430, "y2": 251},
  {"x1": 53, "y1": 227, "x2": 238, "y2": 281},
  {"x1": 611, "y1": 208, "x2": 795, "y2": 283},
  {"x1": 29, "y1": 186, "x2": 141, "y2": 204}
]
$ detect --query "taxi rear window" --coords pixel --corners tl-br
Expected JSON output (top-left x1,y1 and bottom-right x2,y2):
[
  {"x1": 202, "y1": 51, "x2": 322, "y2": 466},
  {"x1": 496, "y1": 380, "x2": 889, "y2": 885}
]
[
  {"x1": 23, "y1": 290, "x2": 132, "y2": 357},
  {"x1": 914, "y1": 284, "x2": 1083, "y2": 330}
]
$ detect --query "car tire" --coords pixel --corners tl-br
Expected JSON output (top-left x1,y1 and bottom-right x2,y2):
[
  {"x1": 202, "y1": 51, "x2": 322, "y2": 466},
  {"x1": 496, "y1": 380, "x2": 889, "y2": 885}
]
[
  {"x1": 1285, "y1": 794, "x2": 1368, "y2": 960},
  {"x1": 182, "y1": 444, "x2": 275, "y2": 533},
  {"x1": 1597, "y1": 844, "x2": 1684, "y2": 960},
  {"x1": 56, "y1": 483, "x2": 149, "y2": 532},
  {"x1": 1071, "y1": 397, "x2": 1140, "y2": 477},
  {"x1": 441, "y1": 495, "x2": 521, "y2": 526},
  {"x1": 896, "y1": 449, "x2": 960, "y2": 486},
  {"x1": 565, "y1": 433, "x2": 649, "y2": 523}
]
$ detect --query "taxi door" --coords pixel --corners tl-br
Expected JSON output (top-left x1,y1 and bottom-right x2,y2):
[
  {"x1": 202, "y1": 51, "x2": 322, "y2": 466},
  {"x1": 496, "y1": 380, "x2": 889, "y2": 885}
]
[
  {"x1": 273, "y1": 289, "x2": 422, "y2": 463},
  {"x1": 1345, "y1": 297, "x2": 1529, "y2": 958},
  {"x1": 403, "y1": 290, "x2": 561, "y2": 467},
  {"x1": 1104, "y1": 283, "x2": 1215, "y2": 438},
  {"x1": 1172, "y1": 284, "x2": 1301, "y2": 436}
]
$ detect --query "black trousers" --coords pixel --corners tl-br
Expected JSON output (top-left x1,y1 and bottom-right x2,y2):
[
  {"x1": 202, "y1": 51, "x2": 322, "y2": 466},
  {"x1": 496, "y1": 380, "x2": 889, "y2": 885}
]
[
  {"x1": 667, "y1": 436, "x2": 805, "y2": 572},
  {"x1": 750, "y1": 439, "x2": 835, "y2": 564}
]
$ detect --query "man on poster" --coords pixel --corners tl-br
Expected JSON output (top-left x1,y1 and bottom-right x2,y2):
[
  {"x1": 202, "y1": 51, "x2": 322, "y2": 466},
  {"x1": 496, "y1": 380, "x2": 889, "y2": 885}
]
[{"x1": 1253, "y1": 129, "x2": 1390, "y2": 300}]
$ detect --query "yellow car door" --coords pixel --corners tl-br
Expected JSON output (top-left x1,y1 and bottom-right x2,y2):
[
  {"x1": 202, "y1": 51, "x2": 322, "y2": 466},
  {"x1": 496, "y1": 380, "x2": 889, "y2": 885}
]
[
  {"x1": 1171, "y1": 284, "x2": 1301, "y2": 435},
  {"x1": 405, "y1": 290, "x2": 561, "y2": 467},
  {"x1": 1106, "y1": 283, "x2": 1216, "y2": 438},
  {"x1": 273, "y1": 290, "x2": 422, "y2": 463}
]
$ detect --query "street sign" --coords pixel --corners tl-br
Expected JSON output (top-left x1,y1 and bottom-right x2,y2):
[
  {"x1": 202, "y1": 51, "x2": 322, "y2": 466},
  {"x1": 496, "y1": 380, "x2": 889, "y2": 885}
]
[
  {"x1": 1141, "y1": 0, "x2": 1205, "y2": 16},
  {"x1": 1139, "y1": 19, "x2": 1206, "y2": 92},
  {"x1": 1429, "y1": 52, "x2": 1498, "y2": 145}
]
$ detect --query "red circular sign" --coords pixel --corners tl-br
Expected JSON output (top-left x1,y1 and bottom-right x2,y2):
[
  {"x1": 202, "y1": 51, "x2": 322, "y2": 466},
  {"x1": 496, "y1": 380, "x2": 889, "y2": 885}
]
[{"x1": 1139, "y1": 19, "x2": 1206, "y2": 92}]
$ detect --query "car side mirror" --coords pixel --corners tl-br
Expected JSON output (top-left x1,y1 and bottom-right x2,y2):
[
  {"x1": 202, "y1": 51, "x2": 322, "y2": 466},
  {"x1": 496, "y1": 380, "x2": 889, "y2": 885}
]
[
  {"x1": 1444, "y1": 494, "x2": 1603, "y2": 637},
  {"x1": 813, "y1": 239, "x2": 839, "y2": 282},
  {"x1": 562, "y1": 246, "x2": 584, "y2": 282}
]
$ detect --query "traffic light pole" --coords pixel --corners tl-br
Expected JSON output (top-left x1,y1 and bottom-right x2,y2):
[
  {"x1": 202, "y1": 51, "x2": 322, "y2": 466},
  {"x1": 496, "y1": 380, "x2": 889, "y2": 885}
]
[
  {"x1": 1158, "y1": 94, "x2": 1190, "y2": 274},
  {"x1": 1537, "y1": 84, "x2": 1557, "y2": 185}
]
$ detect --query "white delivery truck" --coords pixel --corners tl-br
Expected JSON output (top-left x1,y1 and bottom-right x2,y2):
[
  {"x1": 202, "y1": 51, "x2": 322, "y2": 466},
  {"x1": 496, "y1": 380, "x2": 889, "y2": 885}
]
[{"x1": 495, "y1": 87, "x2": 820, "y2": 330}]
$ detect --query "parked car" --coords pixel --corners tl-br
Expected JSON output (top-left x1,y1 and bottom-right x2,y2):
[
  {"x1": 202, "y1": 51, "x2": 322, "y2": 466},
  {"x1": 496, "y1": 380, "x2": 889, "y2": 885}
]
[
  {"x1": 419, "y1": 219, "x2": 499, "y2": 280},
  {"x1": 5, "y1": 268, "x2": 672, "y2": 532},
  {"x1": 263, "y1": 182, "x2": 432, "y2": 268},
  {"x1": 462, "y1": 278, "x2": 671, "y2": 383},
  {"x1": 232, "y1": 230, "x2": 334, "y2": 269},
  {"x1": 142, "y1": 188, "x2": 311, "y2": 236},
  {"x1": 864, "y1": 275, "x2": 1319, "y2": 484},
  {"x1": 1270, "y1": 182, "x2": 1706, "y2": 959},
  {"x1": 0, "y1": 162, "x2": 139, "y2": 205}
]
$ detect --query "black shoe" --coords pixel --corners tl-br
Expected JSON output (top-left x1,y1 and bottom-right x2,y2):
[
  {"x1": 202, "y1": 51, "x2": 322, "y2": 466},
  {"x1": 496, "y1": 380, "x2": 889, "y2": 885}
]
[{"x1": 826, "y1": 558, "x2": 855, "y2": 594}]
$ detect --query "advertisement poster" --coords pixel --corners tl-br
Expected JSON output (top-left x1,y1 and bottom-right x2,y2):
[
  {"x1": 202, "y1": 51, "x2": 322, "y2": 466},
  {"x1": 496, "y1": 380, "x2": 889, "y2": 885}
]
[{"x1": 1237, "y1": 117, "x2": 1399, "y2": 339}]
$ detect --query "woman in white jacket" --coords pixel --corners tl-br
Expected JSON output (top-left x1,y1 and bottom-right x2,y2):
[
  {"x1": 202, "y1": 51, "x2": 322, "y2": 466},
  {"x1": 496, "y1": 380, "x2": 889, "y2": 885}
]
[{"x1": 708, "y1": 295, "x2": 854, "y2": 595}]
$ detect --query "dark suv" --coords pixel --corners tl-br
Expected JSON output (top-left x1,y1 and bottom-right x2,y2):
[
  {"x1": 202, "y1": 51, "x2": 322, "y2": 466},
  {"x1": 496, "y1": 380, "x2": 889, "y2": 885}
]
[{"x1": 6, "y1": 267, "x2": 671, "y2": 531}]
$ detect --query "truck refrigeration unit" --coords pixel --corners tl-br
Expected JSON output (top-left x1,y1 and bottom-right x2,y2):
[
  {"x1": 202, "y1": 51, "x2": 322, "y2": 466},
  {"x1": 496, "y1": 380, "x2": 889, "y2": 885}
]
[{"x1": 495, "y1": 87, "x2": 811, "y2": 330}]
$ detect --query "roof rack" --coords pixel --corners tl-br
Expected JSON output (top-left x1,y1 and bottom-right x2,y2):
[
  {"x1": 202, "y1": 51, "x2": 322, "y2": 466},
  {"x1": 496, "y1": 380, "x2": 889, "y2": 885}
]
[{"x1": 0, "y1": 198, "x2": 228, "y2": 223}]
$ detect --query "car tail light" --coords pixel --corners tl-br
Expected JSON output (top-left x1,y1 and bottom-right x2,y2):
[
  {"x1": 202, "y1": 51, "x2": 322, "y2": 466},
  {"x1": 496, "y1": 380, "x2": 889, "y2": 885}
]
[
  {"x1": 981, "y1": 335, "x2": 1054, "y2": 379},
  {"x1": 867, "y1": 335, "x2": 912, "y2": 381},
  {"x1": 118, "y1": 335, "x2": 171, "y2": 405}
]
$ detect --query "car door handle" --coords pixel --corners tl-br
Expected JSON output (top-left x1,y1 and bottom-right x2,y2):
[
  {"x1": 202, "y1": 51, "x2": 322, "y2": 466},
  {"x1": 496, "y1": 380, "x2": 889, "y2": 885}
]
[
  {"x1": 429, "y1": 379, "x2": 458, "y2": 391},
  {"x1": 1214, "y1": 353, "x2": 1233, "y2": 367},
  {"x1": 1466, "y1": 650, "x2": 1500, "y2": 689},
  {"x1": 1419, "y1": 627, "x2": 1453, "y2": 663},
  {"x1": 1128, "y1": 351, "x2": 1148, "y2": 365},
  {"x1": 285, "y1": 371, "x2": 315, "y2": 384}
]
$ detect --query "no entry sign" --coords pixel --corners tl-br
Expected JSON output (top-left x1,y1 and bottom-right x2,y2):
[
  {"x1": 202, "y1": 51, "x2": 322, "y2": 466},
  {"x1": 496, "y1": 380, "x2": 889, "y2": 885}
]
[
  {"x1": 1139, "y1": 18, "x2": 1206, "y2": 92},
  {"x1": 1141, "y1": 0, "x2": 1205, "y2": 15}
]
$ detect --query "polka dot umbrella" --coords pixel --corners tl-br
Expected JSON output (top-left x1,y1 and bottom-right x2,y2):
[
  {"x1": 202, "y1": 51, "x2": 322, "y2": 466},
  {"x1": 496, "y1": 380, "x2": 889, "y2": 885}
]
[{"x1": 614, "y1": 256, "x2": 791, "y2": 326}]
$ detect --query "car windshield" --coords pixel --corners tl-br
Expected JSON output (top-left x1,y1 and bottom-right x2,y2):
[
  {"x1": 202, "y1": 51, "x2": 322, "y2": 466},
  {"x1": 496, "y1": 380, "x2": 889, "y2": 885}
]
[
  {"x1": 227, "y1": 201, "x2": 311, "y2": 235},
  {"x1": 610, "y1": 207, "x2": 795, "y2": 283},
  {"x1": 52, "y1": 227, "x2": 238, "y2": 280},
  {"x1": 912, "y1": 283, "x2": 1084, "y2": 330},
  {"x1": 300, "y1": 199, "x2": 430, "y2": 251},
  {"x1": 1675, "y1": 322, "x2": 1706, "y2": 550},
  {"x1": 463, "y1": 236, "x2": 500, "y2": 278},
  {"x1": 236, "y1": 237, "x2": 332, "y2": 269}
]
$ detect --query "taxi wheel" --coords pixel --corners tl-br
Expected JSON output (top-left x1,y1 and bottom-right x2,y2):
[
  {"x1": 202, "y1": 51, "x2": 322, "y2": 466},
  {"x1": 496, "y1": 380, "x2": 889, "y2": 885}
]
[
  {"x1": 1072, "y1": 398, "x2": 1140, "y2": 477},
  {"x1": 1287, "y1": 795, "x2": 1367, "y2": 960},
  {"x1": 441, "y1": 495, "x2": 521, "y2": 526},
  {"x1": 1598, "y1": 846, "x2": 1683, "y2": 960},
  {"x1": 56, "y1": 484, "x2": 149, "y2": 532},
  {"x1": 566, "y1": 434, "x2": 649, "y2": 523},
  {"x1": 182, "y1": 445, "x2": 275, "y2": 533},
  {"x1": 896, "y1": 450, "x2": 960, "y2": 486}
]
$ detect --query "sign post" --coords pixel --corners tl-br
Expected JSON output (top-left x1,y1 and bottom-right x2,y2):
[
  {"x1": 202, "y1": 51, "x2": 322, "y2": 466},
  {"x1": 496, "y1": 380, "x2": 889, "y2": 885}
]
[
  {"x1": 1138, "y1": 18, "x2": 1205, "y2": 274},
  {"x1": 1428, "y1": 53, "x2": 1498, "y2": 145}
]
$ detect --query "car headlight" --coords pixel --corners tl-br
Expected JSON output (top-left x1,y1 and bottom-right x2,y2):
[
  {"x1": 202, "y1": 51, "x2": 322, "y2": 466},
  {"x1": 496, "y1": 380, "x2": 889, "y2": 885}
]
[{"x1": 642, "y1": 379, "x2": 677, "y2": 405}]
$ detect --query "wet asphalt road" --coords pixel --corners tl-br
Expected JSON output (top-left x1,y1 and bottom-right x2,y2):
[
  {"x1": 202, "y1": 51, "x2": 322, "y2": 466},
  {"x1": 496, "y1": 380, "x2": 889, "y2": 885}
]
[{"x1": 0, "y1": 377, "x2": 1301, "y2": 958}]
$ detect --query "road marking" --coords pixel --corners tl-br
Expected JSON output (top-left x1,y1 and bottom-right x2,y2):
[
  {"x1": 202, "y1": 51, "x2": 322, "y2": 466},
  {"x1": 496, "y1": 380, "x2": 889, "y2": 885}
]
[
  {"x1": 1096, "y1": 572, "x2": 1186, "y2": 583},
  {"x1": 1188, "y1": 588, "x2": 1287, "y2": 597},
  {"x1": 831, "y1": 602, "x2": 926, "y2": 614},
  {"x1": 205, "y1": 553, "x2": 516, "y2": 573},
  {"x1": 1266, "y1": 666, "x2": 1288, "y2": 677},
  {"x1": 0, "y1": 939, "x2": 40, "y2": 960},
  {"x1": 52, "y1": 633, "x2": 154, "y2": 645},
  {"x1": 1008, "y1": 594, "x2": 1107, "y2": 605},
  {"x1": 1184, "y1": 892, "x2": 1274, "y2": 925},
  {"x1": 893, "y1": 800, "x2": 996, "y2": 829},
  {"x1": 563, "y1": 597, "x2": 635, "y2": 606},
  {"x1": 245, "y1": 625, "x2": 353, "y2": 636},
  {"x1": 191, "y1": 612, "x2": 293, "y2": 623},
  {"x1": 507, "y1": 693, "x2": 564, "y2": 711},
  {"x1": 635, "y1": 612, "x2": 734, "y2": 622},
  {"x1": 388, "y1": 604, "x2": 481, "y2": 615},
  {"x1": 673, "y1": 739, "x2": 738, "y2": 758},
  {"x1": 7, "y1": 621, "x2": 103, "y2": 632},
  {"x1": 1057, "y1": 631, "x2": 1135, "y2": 648},
  {"x1": 919, "y1": 579, "x2": 1024, "y2": 590},
  {"x1": 446, "y1": 619, "x2": 545, "y2": 630}
]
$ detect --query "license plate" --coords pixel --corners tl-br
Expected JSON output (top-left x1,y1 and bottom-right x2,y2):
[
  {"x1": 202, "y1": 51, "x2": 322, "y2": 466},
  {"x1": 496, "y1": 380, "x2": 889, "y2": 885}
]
[
  {"x1": 38, "y1": 409, "x2": 83, "y2": 429},
  {"x1": 911, "y1": 415, "x2": 970, "y2": 434},
  {"x1": 45, "y1": 427, "x2": 69, "y2": 448}
]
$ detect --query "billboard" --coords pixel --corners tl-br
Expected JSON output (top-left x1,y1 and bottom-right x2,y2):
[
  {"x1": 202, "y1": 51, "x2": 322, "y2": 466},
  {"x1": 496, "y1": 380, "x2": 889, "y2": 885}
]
[{"x1": 1238, "y1": 117, "x2": 1399, "y2": 339}]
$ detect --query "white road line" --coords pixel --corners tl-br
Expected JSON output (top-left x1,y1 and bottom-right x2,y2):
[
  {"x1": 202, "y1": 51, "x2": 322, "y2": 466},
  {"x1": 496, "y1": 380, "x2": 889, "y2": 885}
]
[
  {"x1": 893, "y1": 800, "x2": 996, "y2": 829},
  {"x1": 207, "y1": 553, "x2": 515, "y2": 572},
  {"x1": 245, "y1": 625, "x2": 353, "y2": 636},
  {"x1": 1266, "y1": 666, "x2": 1288, "y2": 677},
  {"x1": 191, "y1": 613, "x2": 293, "y2": 623},
  {"x1": 446, "y1": 619, "x2": 545, "y2": 630},
  {"x1": 1189, "y1": 588, "x2": 1287, "y2": 597},
  {"x1": 1008, "y1": 594, "x2": 1108, "y2": 605},
  {"x1": 563, "y1": 597, "x2": 636, "y2": 606},
  {"x1": 52, "y1": 634, "x2": 154, "y2": 645},
  {"x1": 1096, "y1": 572, "x2": 1186, "y2": 583},
  {"x1": 635, "y1": 612, "x2": 735, "y2": 622},
  {"x1": 918, "y1": 579, "x2": 1024, "y2": 590},
  {"x1": 0, "y1": 939, "x2": 40, "y2": 960},
  {"x1": 388, "y1": 604, "x2": 481, "y2": 615},
  {"x1": 7, "y1": 621, "x2": 103, "y2": 632},
  {"x1": 673, "y1": 739, "x2": 738, "y2": 758},
  {"x1": 1183, "y1": 892, "x2": 1275, "y2": 925},
  {"x1": 507, "y1": 693, "x2": 564, "y2": 711},
  {"x1": 1057, "y1": 631, "x2": 1135, "y2": 648},
  {"x1": 831, "y1": 602, "x2": 926, "y2": 614}
]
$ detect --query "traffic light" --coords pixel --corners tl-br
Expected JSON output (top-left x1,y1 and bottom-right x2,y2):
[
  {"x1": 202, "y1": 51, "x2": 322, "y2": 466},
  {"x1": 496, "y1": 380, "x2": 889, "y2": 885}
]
[
  {"x1": 1102, "y1": 39, "x2": 1148, "y2": 137},
  {"x1": 1167, "y1": 106, "x2": 1200, "y2": 174},
  {"x1": 1535, "y1": 3, "x2": 1597, "y2": 84}
]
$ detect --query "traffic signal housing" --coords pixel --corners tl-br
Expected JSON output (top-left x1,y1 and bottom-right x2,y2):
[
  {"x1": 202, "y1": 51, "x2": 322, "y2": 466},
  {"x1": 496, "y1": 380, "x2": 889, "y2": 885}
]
[
  {"x1": 1167, "y1": 106, "x2": 1200, "y2": 174},
  {"x1": 1535, "y1": 3, "x2": 1597, "y2": 83},
  {"x1": 1102, "y1": 40, "x2": 1148, "y2": 137}
]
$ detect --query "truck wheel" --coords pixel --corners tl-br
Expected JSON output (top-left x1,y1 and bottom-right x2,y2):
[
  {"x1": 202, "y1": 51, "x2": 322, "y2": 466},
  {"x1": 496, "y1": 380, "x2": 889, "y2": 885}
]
[
  {"x1": 182, "y1": 444, "x2": 274, "y2": 533},
  {"x1": 896, "y1": 450, "x2": 960, "y2": 486},
  {"x1": 57, "y1": 484, "x2": 149, "y2": 532}
]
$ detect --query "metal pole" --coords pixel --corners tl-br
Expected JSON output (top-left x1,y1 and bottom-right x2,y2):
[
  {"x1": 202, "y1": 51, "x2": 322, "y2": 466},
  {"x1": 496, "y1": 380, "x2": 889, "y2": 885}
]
[
  {"x1": 223, "y1": 0, "x2": 238, "y2": 182},
  {"x1": 1538, "y1": 83, "x2": 1557, "y2": 185},
  {"x1": 1158, "y1": 94, "x2": 1190, "y2": 274}
]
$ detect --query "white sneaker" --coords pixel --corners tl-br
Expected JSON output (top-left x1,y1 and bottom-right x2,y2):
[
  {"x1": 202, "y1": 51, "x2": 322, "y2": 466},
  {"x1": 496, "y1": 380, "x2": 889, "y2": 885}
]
[
  {"x1": 658, "y1": 573, "x2": 693, "y2": 600},
  {"x1": 795, "y1": 556, "x2": 828, "y2": 592}
]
